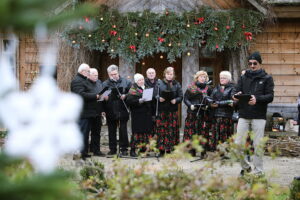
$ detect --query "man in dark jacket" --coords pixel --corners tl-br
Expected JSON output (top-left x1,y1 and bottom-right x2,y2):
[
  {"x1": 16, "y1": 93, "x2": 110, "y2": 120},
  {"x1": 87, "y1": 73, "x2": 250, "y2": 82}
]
[
  {"x1": 233, "y1": 52, "x2": 274, "y2": 176},
  {"x1": 70, "y1": 63, "x2": 100, "y2": 159},
  {"x1": 88, "y1": 68, "x2": 105, "y2": 156},
  {"x1": 102, "y1": 65, "x2": 132, "y2": 156}
]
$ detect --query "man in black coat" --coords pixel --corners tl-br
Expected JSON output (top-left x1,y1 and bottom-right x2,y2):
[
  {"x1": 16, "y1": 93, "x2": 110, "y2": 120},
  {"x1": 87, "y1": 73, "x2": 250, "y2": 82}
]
[
  {"x1": 233, "y1": 52, "x2": 274, "y2": 176},
  {"x1": 88, "y1": 68, "x2": 105, "y2": 156},
  {"x1": 102, "y1": 65, "x2": 132, "y2": 156},
  {"x1": 70, "y1": 63, "x2": 100, "y2": 159}
]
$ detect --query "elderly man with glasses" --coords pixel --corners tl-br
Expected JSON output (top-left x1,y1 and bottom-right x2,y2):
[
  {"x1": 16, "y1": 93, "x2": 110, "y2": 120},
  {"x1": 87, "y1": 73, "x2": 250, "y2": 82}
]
[{"x1": 233, "y1": 51, "x2": 274, "y2": 176}]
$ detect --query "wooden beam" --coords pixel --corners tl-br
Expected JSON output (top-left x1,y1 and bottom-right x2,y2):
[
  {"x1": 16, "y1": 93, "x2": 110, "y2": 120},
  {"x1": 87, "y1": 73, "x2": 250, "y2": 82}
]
[{"x1": 247, "y1": 0, "x2": 268, "y2": 15}]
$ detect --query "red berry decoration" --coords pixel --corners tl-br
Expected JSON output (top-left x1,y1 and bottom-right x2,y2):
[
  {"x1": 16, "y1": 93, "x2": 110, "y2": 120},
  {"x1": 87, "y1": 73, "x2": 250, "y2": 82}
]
[
  {"x1": 197, "y1": 17, "x2": 205, "y2": 24},
  {"x1": 129, "y1": 45, "x2": 136, "y2": 52},
  {"x1": 244, "y1": 32, "x2": 253, "y2": 40},
  {"x1": 158, "y1": 37, "x2": 165, "y2": 43},
  {"x1": 216, "y1": 44, "x2": 219, "y2": 49},
  {"x1": 110, "y1": 30, "x2": 117, "y2": 36},
  {"x1": 117, "y1": 37, "x2": 121, "y2": 41}
]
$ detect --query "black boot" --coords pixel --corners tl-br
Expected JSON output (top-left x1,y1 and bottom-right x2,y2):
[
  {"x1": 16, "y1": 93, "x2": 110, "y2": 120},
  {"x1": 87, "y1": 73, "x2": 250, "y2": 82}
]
[{"x1": 130, "y1": 149, "x2": 138, "y2": 157}]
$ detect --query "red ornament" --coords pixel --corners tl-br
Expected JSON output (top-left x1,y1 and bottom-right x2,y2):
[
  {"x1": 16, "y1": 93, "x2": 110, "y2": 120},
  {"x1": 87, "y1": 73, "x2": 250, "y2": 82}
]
[
  {"x1": 158, "y1": 37, "x2": 165, "y2": 43},
  {"x1": 201, "y1": 40, "x2": 206, "y2": 45},
  {"x1": 129, "y1": 45, "x2": 136, "y2": 52},
  {"x1": 226, "y1": 25, "x2": 230, "y2": 30},
  {"x1": 242, "y1": 24, "x2": 246, "y2": 29},
  {"x1": 214, "y1": 27, "x2": 218, "y2": 31},
  {"x1": 84, "y1": 17, "x2": 90, "y2": 23},
  {"x1": 197, "y1": 17, "x2": 205, "y2": 24},
  {"x1": 117, "y1": 37, "x2": 121, "y2": 41},
  {"x1": 244, "y1": 32, "x2": 253, "y2": 40},
  {"x1": 110, "y1": 30, "x2": 117, "y2": 36},
  {"x1": 216, "y1": 44, "x2": 219, "y2": 49}
]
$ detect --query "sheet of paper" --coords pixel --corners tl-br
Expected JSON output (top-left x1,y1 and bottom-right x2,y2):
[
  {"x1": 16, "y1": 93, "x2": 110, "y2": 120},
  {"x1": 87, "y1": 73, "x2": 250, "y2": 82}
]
[
  {"x1": 99, "y1": 90, "x2": 111, "y2": 101},
  {"x1": 142, "y1": 88, "x2": 153, "y2": 101}
]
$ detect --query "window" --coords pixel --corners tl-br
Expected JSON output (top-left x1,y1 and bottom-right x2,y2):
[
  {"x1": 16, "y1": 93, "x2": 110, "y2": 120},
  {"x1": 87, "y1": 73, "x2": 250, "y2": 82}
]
[{"x1": 0, "y1": 37, "x2": 17, "y2": 76}]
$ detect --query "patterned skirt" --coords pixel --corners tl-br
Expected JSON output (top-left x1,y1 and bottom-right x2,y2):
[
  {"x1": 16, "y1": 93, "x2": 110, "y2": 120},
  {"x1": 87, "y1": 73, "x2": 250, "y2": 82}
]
[
  {"x1": 183, "y1": 112, "x2": 211, "y2": 151},
  {"x1": 210, "y1": 117, "x2": 234, "y2": 151},
  {"x1": 130, "y1": 133, "x2": 152, "y2": 150},
  {"x1": 155, "y1": 111, "x2": 180, "y2": 151}
]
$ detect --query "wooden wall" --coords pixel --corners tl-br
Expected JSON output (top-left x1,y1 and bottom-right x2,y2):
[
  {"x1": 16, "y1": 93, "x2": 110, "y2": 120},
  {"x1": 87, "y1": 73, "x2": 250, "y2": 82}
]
[{"x1": 251, "y1": 19, "x2": 300, "y2": 104}]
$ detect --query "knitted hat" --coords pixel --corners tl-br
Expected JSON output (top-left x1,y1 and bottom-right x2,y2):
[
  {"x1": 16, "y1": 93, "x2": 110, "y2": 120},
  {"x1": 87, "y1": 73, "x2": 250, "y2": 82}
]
[
  {"x1": 248, "y1": 51, "x2": 262, "y2": 64},
  {"x1": 134, "y1": 73, "x2": 144, "y2": 83}
]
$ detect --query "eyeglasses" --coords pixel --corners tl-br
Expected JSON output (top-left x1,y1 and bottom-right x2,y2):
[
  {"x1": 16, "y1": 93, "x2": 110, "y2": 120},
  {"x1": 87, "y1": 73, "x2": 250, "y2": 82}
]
[{"x1": 248, "y1": 62, "x2": 258, "y2": 66}]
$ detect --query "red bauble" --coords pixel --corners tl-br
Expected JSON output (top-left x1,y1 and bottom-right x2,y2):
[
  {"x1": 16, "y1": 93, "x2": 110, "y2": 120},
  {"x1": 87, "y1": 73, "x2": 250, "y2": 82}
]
[
  {"x1": 226, "y1": 25, "x2": 230, "y2": 30},
  {"x1": 244, "y1": 32, "x2": 253, "y2": 40},
  {"x1": 158, "y1": 37, "x2": 165, "y2": 43},
  {"x1": 85, "y1": 17, "x2": 90, "y2": 23},
  {"x1": 242, "y1": 24, "x2": 246, "y2": 29},
  {"x1": 197, "y1": 17, "x2": 205, "y2": 24},
  {"x1": 214, "y1": 27, "x2": 218, "y2": 31},
  {"x1": 216, "y1": 44, "x2": 219, "y2": 49},
  {"x1": 117, "y1": 37, "x2": 121, "y2": 41}
]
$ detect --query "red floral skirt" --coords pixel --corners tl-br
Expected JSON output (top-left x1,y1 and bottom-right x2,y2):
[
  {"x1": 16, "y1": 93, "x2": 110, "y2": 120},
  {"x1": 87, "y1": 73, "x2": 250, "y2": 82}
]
[
  {"x1": 183, "y1": 113, "x2": 210, "y2": 151},
  {"x1": 130, "y1": 132, "x2": 152, "y2": 150},
  {"x1": 210, "y1": 117, "x2": 234, "y2": 151},
  {"x1": 155, "y1": 111, "x2": 180, "y2": 151}
]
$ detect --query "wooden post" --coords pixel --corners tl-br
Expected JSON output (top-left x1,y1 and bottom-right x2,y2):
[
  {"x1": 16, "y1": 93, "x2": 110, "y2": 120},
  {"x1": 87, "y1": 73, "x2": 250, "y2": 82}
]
[
  {"x1": 181, "y1": 44, "x2": 199, "y2": 128},
  {"x1": 119, "y1": 57, "x2": 135, "y2": 81},
  {"x1": 226, "y1": 46, "x2": 248, "y2": 83}
]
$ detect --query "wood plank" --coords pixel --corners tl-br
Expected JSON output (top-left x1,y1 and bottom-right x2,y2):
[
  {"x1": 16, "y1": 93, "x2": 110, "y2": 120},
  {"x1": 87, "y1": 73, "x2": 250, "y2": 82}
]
[
  {"x1": 273, "y1": 96, "x2": 298, "y2": 103},
  {"x1": 274, "y1": 85, "x2": 300, "y2": 96},
  {"x1": 262, "y1": 53, "x2": 300, "y2": 65},
  {"x1": 263, "y1": 64, "x2": 300, "y2": 75},
  {"x1": 267, "y1": 32, "x2": 300, "y2": 44},
  {"x1": 255, "y1": 32, "x2": 268, "y2": 43},
  {"x1": 254, "y1": 43, "x2": 298, "y2": 54},
  {"x1": 273, "y1": 75, "x2": 300, "y2": 86}
]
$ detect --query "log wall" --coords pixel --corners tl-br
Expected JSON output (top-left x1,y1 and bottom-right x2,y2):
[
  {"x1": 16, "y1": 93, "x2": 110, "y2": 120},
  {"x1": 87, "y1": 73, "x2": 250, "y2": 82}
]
[{"x1": 251, "y1": 19, "x2": 300, "y2": 104}]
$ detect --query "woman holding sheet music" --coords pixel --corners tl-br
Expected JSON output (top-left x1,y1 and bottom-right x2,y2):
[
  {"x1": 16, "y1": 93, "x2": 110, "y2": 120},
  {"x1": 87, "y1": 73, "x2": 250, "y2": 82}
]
[
  {"x1": 183, "y1": 70, "x2": 212, "y2": 157},
  {"x1": 155, "y1": 67, "x2": 183, "y2": 156},
  {"x1": 209, "y1": 71, "x2": 235, "y2": 151},
  {"x1": 126, "y1": 73, "x2": 153, "y2": 157}
]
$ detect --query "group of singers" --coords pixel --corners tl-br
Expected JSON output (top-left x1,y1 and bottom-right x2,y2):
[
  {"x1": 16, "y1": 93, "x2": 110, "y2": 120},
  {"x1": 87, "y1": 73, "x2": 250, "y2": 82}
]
[{"x1": 71, "y1": 63, "x2": 236, "y2": 159}]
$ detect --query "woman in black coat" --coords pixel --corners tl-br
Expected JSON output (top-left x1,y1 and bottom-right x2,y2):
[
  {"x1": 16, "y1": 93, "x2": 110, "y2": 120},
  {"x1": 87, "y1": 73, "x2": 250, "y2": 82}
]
[
  {"x1": 183, "y1": 70, "x2": 213, "y2": 157},
  {"x1": 210, "y1": 71, "x2": 236, "y2": 151},
  {"x1": 155, "y1": 67, "x2": 183, "y2": 156},
  {"x1": 126, "y1": 73, "x2": 153, "y2": 157}
]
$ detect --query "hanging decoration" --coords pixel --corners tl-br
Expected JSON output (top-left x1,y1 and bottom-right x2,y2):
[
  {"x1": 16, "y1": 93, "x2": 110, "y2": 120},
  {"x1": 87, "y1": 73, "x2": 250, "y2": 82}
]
[{"x1": 63, "y1": 5, "x2": 264, "y2": 63}]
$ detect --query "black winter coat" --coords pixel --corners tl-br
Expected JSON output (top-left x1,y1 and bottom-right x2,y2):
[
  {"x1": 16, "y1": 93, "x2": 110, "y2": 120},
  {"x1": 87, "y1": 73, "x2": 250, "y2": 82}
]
[
  {"x1": 126, "y1": 84, "x2": 153, "y2": 133},
  {"x1": 184, "y1": 82, "x2": 213, "y2": 115},
  {"x1": 158, "y1": 79, "x2": 183, "y2": 112},
  {"x1": 235, "y1": 69, "x2": 274, "y2": 119},
  {"x1": 210, "y1": 83, "x2": 235, "y2": 118},
  {"x1": 90, "y1": 80, "x2": 103, "y2": 116},
  {"x1": 145, "y1": 78, "x2": 159, "y2": 116},
  {"x1": 102, "y1": 77, "x2": 132, "y2": 120},
  {"x1": 70, "y1": 73, "x2": 98, "y2": 118}
]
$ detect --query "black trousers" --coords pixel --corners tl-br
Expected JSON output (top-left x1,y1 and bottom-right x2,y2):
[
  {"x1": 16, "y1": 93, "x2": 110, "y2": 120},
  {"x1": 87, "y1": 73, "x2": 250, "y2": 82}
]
[
  {"x1": 78, "y1": 118, "x2": 91, "y2": 155},
  {"x1": 107, "y1": 118, "x2": 129, "y2": 152},
  {"x1": 90, "y1": 116, "x2": 102, "y2": 153}
]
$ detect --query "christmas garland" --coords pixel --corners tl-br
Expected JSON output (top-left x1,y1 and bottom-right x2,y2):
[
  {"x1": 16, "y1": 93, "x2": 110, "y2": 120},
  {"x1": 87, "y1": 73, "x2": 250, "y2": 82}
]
[{"x1": 63, "y1": 5, "x2": 264, "y2": 63}]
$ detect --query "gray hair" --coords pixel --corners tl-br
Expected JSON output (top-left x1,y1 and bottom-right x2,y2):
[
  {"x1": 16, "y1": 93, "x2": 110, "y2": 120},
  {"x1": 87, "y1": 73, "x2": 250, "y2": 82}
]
[
  {"x1": 90, "y1": 68, "x2": 98, "y2": 75},
  {"x1": 134, "y1": 73, "x2": 144, "y2": 83},
  {"x1": 220, "y1": 71, "x2": 232, "y2": 82},
  {"x1": 107, "y1": 64, "x2": 119, "y2": 73},
  {"x1": 78, "y1": 63, "x2": 90, "y2": 73},
  {"x1": 146, "y1": 68, "x2": 156, "y2": 74}
]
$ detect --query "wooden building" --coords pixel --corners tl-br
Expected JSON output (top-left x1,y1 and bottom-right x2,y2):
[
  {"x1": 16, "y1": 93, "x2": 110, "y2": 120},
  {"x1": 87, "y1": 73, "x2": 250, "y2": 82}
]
[{"x1": 2, "y1": 0, "x2": 299, "y2": 125}]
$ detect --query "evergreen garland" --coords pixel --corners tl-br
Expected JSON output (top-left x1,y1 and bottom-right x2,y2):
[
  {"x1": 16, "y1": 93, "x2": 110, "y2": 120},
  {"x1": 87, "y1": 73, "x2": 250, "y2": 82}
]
[{"x1": 63, "y1": 5, "x2": 264, "y2": 63}]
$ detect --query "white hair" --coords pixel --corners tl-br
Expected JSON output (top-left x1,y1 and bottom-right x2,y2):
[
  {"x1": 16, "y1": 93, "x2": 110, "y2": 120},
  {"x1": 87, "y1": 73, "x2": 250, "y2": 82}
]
[
  {"x1": 90, "y1": 68, "x2": 98, "y2": 75},
  {"x1": 220, "y1": 71, "x2": 232, "y2": 82},
  {"x1": 78, "y1": 63, "x2": 90, "y2": 73},
  {"x1": 107, "y1": 64, "x2": 118, "y2": 73},
  {"x1": 134, "y1": 73, "x2": 144, "y2": 83},
  {"x1": 146, "y1": 68, "x2": 156, "y2": 74}
]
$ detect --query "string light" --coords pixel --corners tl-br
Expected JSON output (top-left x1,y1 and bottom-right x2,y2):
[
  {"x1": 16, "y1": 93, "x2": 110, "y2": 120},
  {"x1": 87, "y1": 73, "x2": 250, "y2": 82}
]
[
  {"x1": 177, "y1": 43, "x2": 181, "y2": 46},
  {"x1": 145, "y1": 33, "x2": 149, "y2": 37},
  {"x1": 135, "y1": 32, "x2": 138, "y2": 36},
  {"x1": 72, "y1": 40, "x2": 76, "y2": 44},
  {"x1": 101, "y1": 39, "x2": 105, "y2": 42},
  {"x1": 186, "y1": 24, "x2": 190, "y2": 28},
  {"x1": 112, "y1": 25, "x2": 117, "y2": 28},
  {"x1": 187, "y1": 52, "x2": 191, "y2": 56},
  {"x1": 88, "y1": 34, "x2": 92, "y2": 37},
  {"x1": 160, "y1": 55, "x2": 164, "y2": 59},
  {"x1": 168, "y1": 43, "x2": 172, "y2": 47},
  {"x1": 142, "y1": 62, "x2": 146, "y2": 65},
  {"x1": 111, "y1": 49, "x2": 114, "y2": 52},
  {"x1": 100, "y1": 17, "x2": 103, "y2": 21}
]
